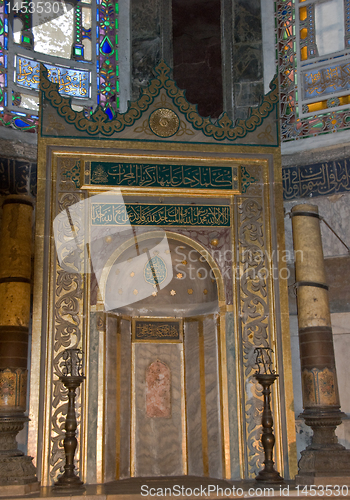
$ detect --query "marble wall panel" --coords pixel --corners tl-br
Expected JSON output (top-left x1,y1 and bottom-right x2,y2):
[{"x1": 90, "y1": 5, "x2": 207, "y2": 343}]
[
  {"x1": 134, "y1": 342, "x2": 183, "y2": 476},
  {"x1": 184, "y1": 320, "x2": 203, "y2": 476},
  {"x1": 131, "y1": 0, "x2": 161, "y2": 101},
  {"x1": 86, "y1": 313, "x2": 100, "y2": 484},
  {"x1": 119, "y1": 318, "x2": 131, "y2": 478},
  {"x1": 203, "y1": 315, "x2": 222, "y2": 478},
  {"x1": 225, "y1": 311, "x2": 241, "y2": 479},
  {"x1": 332, "y1": 313, "x2": 350, "y2": 450},
  {"x1": 105, "y1": 315, "x2": 118, "y2": 481}
]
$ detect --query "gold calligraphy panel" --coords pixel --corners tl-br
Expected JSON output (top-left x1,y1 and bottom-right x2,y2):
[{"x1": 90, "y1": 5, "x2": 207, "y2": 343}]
[{"x1": 132, "y1": 318, "x2": 183, "y2": 343}]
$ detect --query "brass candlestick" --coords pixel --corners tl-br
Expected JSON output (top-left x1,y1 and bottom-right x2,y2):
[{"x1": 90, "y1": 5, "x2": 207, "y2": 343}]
[
  {"x1": 54, "y1": 349, "x2": 85, "y2": 490},
  {"x1": 254, "y1": 347, "x2": 283, "y2": 484}
]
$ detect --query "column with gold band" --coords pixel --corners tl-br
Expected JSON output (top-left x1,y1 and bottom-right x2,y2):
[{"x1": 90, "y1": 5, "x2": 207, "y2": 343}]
[
  {"x1": 0, "y1": 195, "x2": 37, "y2": 487},
  {"x1": 291, "y1": 203, "x2": 350, "y2": 484}
]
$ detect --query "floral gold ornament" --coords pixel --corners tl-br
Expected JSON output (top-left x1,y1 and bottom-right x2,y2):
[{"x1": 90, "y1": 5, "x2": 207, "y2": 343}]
[
  {"x1": 105, "y1": 236, "x2": 112, "y2": 243},
  {"x1": 130, "y1": 272, "x2": 135, "y2": 278},
  {"x1": 210, "y1": 238, "x2": 219, "y2": 246},
  {"x1": 182, "y1": 260, "x2": 187, "y2": 265},
  {"x1": 176, "y1": 273, "x2": 183, "y2": 279},
  {"x1": 170, "y1": 290, "x2": 176, "y2": 296},
  {"x1": 203, "y1": 289, "x2": 208, "y2": 295},
  {"x1": 152, "y1": 291, "x2": 157, "y2": 297},
  {"x1": 149, "y1": 108, "x2": 180, "y2": 137},
  {"x1": 133, "y1": 289, "x2": 138, "y2": 295},
  {"x1": 187, "y1": 289, "x2": 193, "y2": 295}
]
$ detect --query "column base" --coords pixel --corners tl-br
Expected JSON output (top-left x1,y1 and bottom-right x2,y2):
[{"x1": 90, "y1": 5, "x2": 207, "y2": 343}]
[
  {"x1": 0, "y1": 454, "x2": 38, "y2": 486},
  {"x1": 297, "y1": 448, "x2": 350, "y2": 485},
  {"x1": 0, "y1": 480, "x2": 40, "y2": 497}
]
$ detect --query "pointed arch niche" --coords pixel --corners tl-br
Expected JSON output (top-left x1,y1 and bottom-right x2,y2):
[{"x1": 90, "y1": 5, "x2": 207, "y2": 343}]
[{"x1": 98, "y1": 231, "x2": 227, "y2": 479}]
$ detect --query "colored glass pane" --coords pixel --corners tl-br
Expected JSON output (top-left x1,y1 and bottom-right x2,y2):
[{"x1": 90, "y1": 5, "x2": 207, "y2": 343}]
[{"x1": 15, "y1": 57, "x2": 90, "y2": 98}]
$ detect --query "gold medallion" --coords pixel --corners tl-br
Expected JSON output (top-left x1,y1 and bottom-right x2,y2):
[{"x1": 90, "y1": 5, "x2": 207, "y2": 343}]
[{"x1": 149, "y1": 108, "x2": 180, "y2": 137}]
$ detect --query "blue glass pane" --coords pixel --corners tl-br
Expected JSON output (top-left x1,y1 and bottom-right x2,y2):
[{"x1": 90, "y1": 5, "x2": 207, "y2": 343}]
[
  {"x1": 15, "y1": 57, "x2": 90, "y2": 98},
  {"x1": 100, "y1": 36, "x2": 113, "y2": 55},
  {"x1": 105, "y1": 107, "x2": 113, "y2": 120},
  {"x1": 14, "y1": 118, "x2": 30, "y2": 127}
]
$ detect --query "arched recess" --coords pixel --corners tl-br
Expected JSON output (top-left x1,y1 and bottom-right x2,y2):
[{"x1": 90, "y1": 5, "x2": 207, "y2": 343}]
[{"x1": 98, "y1": 230, "x2": 230, "y2": 481}]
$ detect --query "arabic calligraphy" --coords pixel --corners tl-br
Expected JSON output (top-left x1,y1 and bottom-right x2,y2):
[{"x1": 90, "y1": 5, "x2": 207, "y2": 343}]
[
  {"x1": 91, "y1": 203, "x2": 230, "y2": 226},
  {"x1": 303, "y1": 62, "x2": 350, "y2": 99},
  {"x1": 282, "y1": 159, "x2": 350, "y2": 200},
  {"x1": 134, "y1": 320, "x2": 181, "y2": 341},
  {"x1": 90, "y1": 161, "x2": 237, "y2": 190},
  {"x1": 144, "y1": 256, "x2": 167, "y2": 286},
  {"x1": 16, "y1": 57, "x2": 89, "y2": 98}
]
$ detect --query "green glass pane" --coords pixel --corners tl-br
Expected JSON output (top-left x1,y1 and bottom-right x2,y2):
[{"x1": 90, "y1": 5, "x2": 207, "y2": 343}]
[
  {"x1": 115, "y1": 2, "x2": 119, "y2": 13},
  {"x1": 115, "y1": 19, "x2": 118, "y2": 29},
  {"x1": 0, "y1": 19, "x2": 3, "y2": 36},
  {"x1": 116, "y1": 80, "x2": 119, "y2": 92}
]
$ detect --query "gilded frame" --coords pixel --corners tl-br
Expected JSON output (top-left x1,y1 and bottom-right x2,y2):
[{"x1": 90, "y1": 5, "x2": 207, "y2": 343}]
[{"x1": 29, "y1": 135, "x2": 297, "y2": 485}]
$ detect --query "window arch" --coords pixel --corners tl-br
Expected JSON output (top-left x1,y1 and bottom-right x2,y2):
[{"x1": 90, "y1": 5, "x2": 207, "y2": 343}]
[{"x1": 0, "y1": 0, "x2": 130, "y2": 132}]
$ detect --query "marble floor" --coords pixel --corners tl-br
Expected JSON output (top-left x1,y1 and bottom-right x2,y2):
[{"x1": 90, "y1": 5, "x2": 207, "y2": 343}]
[{"x1": 2, "y1": 477, "x2": 350, "y2": 500}]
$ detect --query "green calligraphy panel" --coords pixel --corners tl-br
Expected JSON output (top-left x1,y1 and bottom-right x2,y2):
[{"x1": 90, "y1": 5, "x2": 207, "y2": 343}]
[
  {"x1": 91, "y1": 204, "x2": 230, "y2": 226},
  {"x1": 89, "y1": 161, "x2": 238, "y2": 191}
]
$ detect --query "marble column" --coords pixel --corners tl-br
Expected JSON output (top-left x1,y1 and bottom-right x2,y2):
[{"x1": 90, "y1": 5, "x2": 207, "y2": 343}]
[
  {"x1": 0, "y1": 195, "x2": 37, "y2": 487},
  {"x1": 291, "y1": 204, "x2": 350, "y2": 484}
]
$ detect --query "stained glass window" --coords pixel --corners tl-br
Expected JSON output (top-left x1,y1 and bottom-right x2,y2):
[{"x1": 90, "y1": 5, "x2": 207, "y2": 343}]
[
  {"x1": 0, "y1": 0, "x2": 122, "y2": 131},
  {"x1": 278, "y1": 0, "x2": 350, "y2": 141}
]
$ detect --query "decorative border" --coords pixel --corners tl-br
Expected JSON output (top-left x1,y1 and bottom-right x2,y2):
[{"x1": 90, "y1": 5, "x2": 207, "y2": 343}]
[{"x1": 40, "y1": 61, "x2": 279, "y2": 141}]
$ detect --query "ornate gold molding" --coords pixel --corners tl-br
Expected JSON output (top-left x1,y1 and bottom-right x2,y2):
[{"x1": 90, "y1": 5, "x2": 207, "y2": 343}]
[{"x1": 40, "y1": 62, "x2": 278, "y2": 142}]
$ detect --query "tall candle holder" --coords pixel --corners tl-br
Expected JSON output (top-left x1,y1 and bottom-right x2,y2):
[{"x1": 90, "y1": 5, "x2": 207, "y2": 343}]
[
  {"x1": 54, "y1": 349, "x2": 85, "y2": 490},
  {"x1": 254, "y1": 347, "x2": 284, "y2": 484}
]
